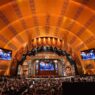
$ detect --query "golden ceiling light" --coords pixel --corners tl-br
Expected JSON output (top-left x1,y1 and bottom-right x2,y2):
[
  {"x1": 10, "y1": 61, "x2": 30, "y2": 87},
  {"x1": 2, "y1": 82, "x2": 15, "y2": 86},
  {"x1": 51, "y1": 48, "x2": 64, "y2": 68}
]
[
  {"x1": 57, "y1": 38, "x2": 61, "y2": 48},
  {"x1": 38, "y1": 37, "x2": 41, "y2": 46},
  {"x1": 32, "y1": 38, "x2": 37, "y2": 47},
  {"x1": 30, "y1": 37, "x2": 63, "y2": 48},
  {"x1": 43, "y1": 37, "x2": 47, "y2": 45},
  {"x1": 52, "y1": 38, "x2": 56, "y2": 46},
  {"x1": 47, "y1": 37, "x2": 51, "y2": 45}
]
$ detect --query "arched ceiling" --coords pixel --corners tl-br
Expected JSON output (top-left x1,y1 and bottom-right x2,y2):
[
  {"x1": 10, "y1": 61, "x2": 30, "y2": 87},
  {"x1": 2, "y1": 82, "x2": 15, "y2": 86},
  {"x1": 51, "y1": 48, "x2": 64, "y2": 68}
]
[{"x1": 0, "y1": 0, "x2": 95, "y2": 56}]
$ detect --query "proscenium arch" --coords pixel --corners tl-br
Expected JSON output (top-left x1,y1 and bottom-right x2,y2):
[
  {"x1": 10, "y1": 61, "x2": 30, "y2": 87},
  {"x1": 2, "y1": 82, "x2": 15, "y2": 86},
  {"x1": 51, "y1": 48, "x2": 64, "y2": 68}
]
[
  {"x1": 1, "y1": 14, "x2": 94, "y2": 36},
  {"x1": 0, "y1": 0, "x2": 95, "y2": 76},
  {"x1": 0, "y1": 13, "x2": 95, "y2": 37},
  {"x1": 0, "y1": 1, "x2": 94, "y2": 57},
  {"x1": 1, "y1": 15, "x2": 94, "y2": 48},
  {"x1": 3, "y1": 28, "x2": 90, "y2": 57},
  {"x1": 0, "y1": 0, "x2": 94, "y2": 45},
  {"x1": 11, "y1": 46, "x2": 72, "y2": 76},
  {"x1": 4, "y1": 25, "x2": 90, "y2": 51},
  {"x1": 0, "y1": 5, "x2": 94, "y2": 55}
]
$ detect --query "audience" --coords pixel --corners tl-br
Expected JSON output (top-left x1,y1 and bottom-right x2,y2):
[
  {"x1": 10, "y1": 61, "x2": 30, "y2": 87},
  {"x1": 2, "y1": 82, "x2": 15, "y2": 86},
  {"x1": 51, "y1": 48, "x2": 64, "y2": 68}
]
[{"x1": 0, "y1": 75, "x2": 95, "y2": 95}]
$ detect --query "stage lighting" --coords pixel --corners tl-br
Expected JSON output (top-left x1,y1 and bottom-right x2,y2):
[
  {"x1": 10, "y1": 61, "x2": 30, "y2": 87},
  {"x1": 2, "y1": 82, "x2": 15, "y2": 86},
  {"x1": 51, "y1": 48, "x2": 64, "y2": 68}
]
[
  {"x1": 54, "y1": 60, "x2": 58, "y2": 63},
  {"x1": 35, "y1": 60, "x2": 39, "y2": 63}
]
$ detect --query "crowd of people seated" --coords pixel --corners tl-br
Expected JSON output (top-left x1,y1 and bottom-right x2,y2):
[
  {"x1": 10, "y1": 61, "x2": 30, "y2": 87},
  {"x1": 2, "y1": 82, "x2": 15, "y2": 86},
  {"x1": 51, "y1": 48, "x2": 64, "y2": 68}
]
[
  {"x1": 0, "y1": 75, "x2": 95, "y2": 95},
  {"x1": 62, "y1": 75, "x2": 95, "y2": 82},
  {"x1": 0, "y1": 78, "x2": 32, "y2": 95}
]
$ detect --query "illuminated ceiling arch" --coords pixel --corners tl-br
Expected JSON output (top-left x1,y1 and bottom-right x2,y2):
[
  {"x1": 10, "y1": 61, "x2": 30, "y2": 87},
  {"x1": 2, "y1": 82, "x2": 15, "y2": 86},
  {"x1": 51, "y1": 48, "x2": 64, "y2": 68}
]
[{"x1": 0, "y1": 0, "x2": 95, "y2": 56}]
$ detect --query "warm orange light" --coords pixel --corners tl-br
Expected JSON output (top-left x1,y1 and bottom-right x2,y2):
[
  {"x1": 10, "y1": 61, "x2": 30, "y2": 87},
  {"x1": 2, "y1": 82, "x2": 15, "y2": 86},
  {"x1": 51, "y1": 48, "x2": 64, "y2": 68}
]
[
  {"x1": 47, "y1": 37, "x2": 51, "y2": 45},
  {"x1": 43, "y1": 37, "x2": 46, "y2": 45},
  {"x1": 52, "y1": 38, "x2": 56, "y2": 46},
  {"x1": 38, "y1": 38, "x2": 41, "y2": 46},
  {"x1": 32, "y1": 39, "x2": 37, "y2": 47},
  {"x1": 57, "y1": 39, "x2": 61, "y2": 48}
]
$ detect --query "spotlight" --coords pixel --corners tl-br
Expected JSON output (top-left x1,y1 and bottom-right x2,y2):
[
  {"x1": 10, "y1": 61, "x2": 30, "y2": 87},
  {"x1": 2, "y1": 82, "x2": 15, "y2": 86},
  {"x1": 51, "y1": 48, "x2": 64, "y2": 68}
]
[{"x1": 35, "y1": 60, "x2": 39, "y2": 63}]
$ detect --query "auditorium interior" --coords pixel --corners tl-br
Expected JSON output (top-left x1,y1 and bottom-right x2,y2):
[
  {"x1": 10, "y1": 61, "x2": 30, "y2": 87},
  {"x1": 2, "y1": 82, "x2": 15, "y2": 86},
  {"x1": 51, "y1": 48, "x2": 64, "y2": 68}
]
[{"x1": 0, "y1": 0, "x2": 95, "y2": 95}]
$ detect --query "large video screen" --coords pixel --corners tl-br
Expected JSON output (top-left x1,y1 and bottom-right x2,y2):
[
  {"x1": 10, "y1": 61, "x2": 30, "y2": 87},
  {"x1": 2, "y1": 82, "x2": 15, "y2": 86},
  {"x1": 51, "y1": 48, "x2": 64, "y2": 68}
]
[
  {"x1": 0, "y1": 48, "x2": 12, "y2": 60},
  {"x1": 81, "y1": 49, "x2": 95, "y2": 60},
  {"x1": 39, "y1": 60, "x2": 55, "y2": 71}
]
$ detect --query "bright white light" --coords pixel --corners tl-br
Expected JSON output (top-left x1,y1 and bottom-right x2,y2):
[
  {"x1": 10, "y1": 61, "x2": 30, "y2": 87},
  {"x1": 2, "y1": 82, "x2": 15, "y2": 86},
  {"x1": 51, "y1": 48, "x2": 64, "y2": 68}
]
[
  {"x1": 36, "y1": 60, "x2": 39, "y2": 63},
  {"x1": 54, "y1": 60, "x2": 58, "y2": 63}
]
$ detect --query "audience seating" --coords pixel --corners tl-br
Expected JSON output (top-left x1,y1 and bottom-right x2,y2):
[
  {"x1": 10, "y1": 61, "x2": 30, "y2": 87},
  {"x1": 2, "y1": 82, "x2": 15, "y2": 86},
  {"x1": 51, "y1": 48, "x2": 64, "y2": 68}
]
[{"x1": 0, "y1": 75, "x2": 95, "y2": 95}]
